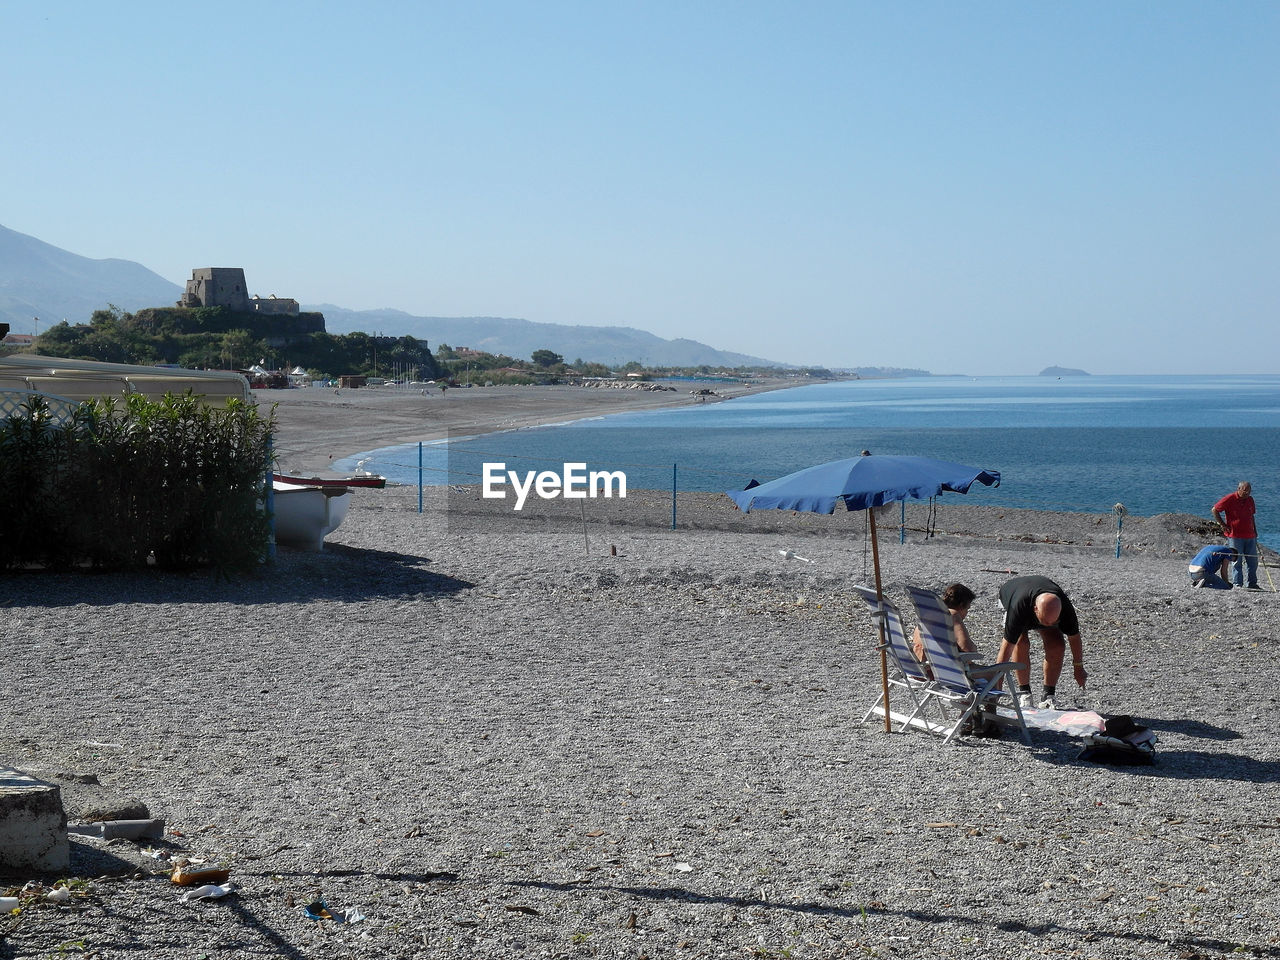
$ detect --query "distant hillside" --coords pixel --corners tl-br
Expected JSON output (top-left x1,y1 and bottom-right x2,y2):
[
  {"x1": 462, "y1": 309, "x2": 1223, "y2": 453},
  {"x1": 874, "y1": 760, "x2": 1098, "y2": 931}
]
[
  {"x1": 1040, "y1": 366, "x2": 1090, "y2": 376},
  {"x1": 0, "y1": 224, "x2": 182, "y2": 332},
  {"x1": 0, "y1": 223, "x2": 801, "y2": 369},
  {"x1": 313, "y1": 305, "x2": 785, "y2": 368},
  {"x1": 0, "y1": 223, "x2": 788, "y2": 368},
  {"x1": 835, "y1": 366, "x2": 933, "y2": 379}
]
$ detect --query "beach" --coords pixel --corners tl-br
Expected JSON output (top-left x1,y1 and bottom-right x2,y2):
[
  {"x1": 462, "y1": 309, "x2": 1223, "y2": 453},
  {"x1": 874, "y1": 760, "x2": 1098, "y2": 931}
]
[
  {"x1": 3, "y1": 388, "x2": 1279, "y2": 959},
  {"x1": 262, "y1": 379, "x2": 795, "y2": 475}
]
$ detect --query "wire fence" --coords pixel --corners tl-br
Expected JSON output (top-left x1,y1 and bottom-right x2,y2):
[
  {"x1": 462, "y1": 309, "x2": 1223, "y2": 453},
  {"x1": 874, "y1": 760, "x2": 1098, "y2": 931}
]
[
  {"x1": 361, "y1": 440, "x2": 1147, "y2": 510},
  {"x1": 360, "y1": 441, "x2": 1174, "y2": 559}
]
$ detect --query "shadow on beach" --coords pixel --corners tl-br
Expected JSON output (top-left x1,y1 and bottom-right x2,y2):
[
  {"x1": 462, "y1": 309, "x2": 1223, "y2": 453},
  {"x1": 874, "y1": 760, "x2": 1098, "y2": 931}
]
[
  {"x1": 1026, "y1": 724, "x2": 1278, "y2": 783},
  {"x1": 1145, "y1": 716, "x2": 1243, "y2": 741},
  {"x1": 508, "y1": 879, "x2": 1280, "y2": 958},
  {"x1": 0, "y1": 544, "x2": 473, "y2": 607},
  {"x1": 0, "y1": 839, "x2": 139, "y2": 887}
]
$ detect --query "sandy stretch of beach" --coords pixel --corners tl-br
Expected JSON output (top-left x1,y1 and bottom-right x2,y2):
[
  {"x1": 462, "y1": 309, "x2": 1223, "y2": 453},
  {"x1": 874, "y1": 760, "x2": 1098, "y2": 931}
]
[
  {"x1": 260, "y1": 378, "x2": 796, "y2": 475},
  {"x1": 3, "y1": 389, "x2": 1279, "y2": 959}
]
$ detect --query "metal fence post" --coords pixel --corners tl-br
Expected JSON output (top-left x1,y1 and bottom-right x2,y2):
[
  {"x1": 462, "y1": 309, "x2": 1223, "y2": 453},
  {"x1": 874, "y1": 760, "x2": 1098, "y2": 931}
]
[{"x1": 265, "y1": 435, "x2": 276, "y2": 562}]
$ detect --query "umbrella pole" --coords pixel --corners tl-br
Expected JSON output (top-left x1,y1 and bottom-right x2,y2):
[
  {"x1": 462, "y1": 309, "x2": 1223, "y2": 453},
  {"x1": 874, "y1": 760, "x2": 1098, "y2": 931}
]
[{"x1": 868, "y1": 507, "x2": 891, "y2": 732}]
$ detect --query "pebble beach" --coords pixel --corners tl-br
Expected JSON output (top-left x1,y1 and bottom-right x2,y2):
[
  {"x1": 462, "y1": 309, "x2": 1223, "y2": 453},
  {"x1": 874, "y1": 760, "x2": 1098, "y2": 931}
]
[
  {"x1": 263, "y1": 379, "x2": 786, "y2": 476},
  {"x1": 3, "y1": 384, "x2": 1279, "y2": 959}
]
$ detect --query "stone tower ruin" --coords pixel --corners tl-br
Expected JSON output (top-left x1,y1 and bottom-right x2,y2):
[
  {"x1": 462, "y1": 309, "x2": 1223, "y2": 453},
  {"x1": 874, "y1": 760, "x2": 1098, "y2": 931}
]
[
  {"x1": 178, "y1": 268, "x2": 251, "y2": 311},
  {"x1": 178, "y1": 267, "x2": 302, "y2": 315}
]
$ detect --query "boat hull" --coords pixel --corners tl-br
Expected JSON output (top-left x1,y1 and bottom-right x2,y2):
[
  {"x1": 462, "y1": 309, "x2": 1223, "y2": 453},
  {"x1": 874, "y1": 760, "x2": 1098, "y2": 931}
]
[
  {"x1": 271, "y1": 482, "x2": 351, "y2": 551},
  {"x1": 273, "y1": 472, "x2": 386, "y2": 489}
]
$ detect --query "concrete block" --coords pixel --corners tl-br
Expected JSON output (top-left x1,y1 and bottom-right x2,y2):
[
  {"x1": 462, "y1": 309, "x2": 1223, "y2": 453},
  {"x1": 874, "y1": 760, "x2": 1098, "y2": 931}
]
[{"x1": 0, "y1": 767, "x2": 70, "y2": 872}]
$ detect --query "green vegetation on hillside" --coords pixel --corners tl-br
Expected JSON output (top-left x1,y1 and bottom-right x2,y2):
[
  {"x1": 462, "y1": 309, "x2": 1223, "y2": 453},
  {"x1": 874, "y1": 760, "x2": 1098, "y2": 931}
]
[
  {"x1": 1, "y1": 304, "x2": 842, "y2": 384},
  {"x1": 21, "y1": 305, "x2": 444, "y2": 382}
]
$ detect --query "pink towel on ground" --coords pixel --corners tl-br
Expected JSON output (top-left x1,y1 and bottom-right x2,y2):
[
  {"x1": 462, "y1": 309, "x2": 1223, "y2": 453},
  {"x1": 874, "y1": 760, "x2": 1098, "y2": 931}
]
[{"x1": 1001, "y1": 707, "x2": 1107, "y2": 737}]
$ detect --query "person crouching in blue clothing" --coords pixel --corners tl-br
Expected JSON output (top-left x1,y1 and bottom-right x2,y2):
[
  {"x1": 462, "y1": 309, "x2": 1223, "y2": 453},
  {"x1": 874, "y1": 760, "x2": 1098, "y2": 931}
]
[{"x1": 1189, "y1": 544, "x2": 1237, "y2": 589}]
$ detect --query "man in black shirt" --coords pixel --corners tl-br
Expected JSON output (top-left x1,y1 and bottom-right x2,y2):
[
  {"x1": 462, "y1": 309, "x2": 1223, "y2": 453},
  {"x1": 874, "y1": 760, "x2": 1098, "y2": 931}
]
[{"x1": 997, "y1": 575, "x2": 1088, "y2": 710}]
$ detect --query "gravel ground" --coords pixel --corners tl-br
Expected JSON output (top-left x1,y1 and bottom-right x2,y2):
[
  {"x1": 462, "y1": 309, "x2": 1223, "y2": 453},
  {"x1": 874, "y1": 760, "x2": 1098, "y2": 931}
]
[{"x1": 3, "y1": 487, "x2": 1279, "y2": 959}]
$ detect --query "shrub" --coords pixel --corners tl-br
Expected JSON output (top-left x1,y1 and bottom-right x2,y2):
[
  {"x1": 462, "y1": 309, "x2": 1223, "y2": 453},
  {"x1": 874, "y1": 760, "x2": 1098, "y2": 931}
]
[
  {"x1": 0, "y1": 393, "x2": 275, "y2": 574},
  {"x1": 0, "y1": 396, "x2": 82, "y2": 569}
]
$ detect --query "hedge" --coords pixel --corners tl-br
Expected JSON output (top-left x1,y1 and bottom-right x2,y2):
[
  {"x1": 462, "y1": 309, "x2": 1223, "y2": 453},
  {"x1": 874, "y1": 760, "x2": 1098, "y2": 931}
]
[{"x1": 0, "y1": 393, "x2": 275, "y2": 574}]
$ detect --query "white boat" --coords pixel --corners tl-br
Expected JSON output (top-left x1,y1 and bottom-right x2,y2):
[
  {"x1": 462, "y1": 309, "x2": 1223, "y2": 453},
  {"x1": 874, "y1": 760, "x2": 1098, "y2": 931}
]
[
  {"x1": 273, "y1": 471, "x2": 386, "y2": 489},
  {"x1": 271, "y1": 480, "x2": 352, "y2": 551}
]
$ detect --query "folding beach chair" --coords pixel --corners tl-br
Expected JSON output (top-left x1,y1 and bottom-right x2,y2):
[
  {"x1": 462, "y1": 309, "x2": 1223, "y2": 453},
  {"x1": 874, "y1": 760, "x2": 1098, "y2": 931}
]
[
  {"x1": 903, "y1": 585, "x2": 1032, "y2": 745},
  {"x1": 850, "y1": 584, "x2": 943, "y2": 736}
]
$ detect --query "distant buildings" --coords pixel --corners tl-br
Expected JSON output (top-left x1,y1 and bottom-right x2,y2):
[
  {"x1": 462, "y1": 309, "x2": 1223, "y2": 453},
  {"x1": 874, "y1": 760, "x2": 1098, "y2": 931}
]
[{"x1": 177, "y1": 267, "x2": 300, "y2": 315}]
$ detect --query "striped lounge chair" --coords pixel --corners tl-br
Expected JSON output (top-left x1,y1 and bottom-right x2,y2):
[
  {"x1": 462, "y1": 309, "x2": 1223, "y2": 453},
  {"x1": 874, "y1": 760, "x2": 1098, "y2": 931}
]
[{"x1": 903, "y1": 585, "x2": 1031, "y2": 745}]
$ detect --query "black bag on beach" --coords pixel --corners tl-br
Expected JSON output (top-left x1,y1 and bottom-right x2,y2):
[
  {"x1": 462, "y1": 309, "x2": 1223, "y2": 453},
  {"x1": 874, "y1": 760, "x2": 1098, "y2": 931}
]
[{"x1": 1077, "y1": 715, "x2": 1157, "y2": 766}]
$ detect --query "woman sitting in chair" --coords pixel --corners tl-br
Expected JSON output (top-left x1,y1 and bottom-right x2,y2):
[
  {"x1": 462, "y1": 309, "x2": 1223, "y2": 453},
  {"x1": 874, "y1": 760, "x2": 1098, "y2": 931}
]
[
  {"x1": 911, "y1": 582, "x2": 977, "y2": 671},
  {"x1": 910, "y1": 582, "x2": 1004, "y2": 737}
]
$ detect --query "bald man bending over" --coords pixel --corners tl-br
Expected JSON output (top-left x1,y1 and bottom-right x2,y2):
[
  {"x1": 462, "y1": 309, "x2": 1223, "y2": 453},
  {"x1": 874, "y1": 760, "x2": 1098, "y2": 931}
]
[{"x1": 997, "y1": 575, "x2": 1088, "y2": 710}]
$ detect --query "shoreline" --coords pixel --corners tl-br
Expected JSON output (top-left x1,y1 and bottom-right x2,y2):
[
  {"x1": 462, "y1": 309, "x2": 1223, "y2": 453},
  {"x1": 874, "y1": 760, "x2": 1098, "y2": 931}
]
[
  {"x1": 260, "y1": 378, "x2": 1277, "y2": 550},
  {"x1": 259, "y1": 377, "x2": 806, "y2": 475}
]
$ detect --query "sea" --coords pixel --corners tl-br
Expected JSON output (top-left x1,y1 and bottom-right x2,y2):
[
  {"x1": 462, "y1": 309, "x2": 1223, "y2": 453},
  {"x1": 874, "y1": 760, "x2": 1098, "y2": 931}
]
[{"x1": 334, "y1": 375, "x2": 1280, "y2": 549}]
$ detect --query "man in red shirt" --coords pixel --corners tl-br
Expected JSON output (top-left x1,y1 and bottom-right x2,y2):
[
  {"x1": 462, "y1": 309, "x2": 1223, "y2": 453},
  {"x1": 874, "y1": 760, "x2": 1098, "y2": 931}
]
[{"x1": 1212, "y1": 481, "x2": 1259, "y2": 589}]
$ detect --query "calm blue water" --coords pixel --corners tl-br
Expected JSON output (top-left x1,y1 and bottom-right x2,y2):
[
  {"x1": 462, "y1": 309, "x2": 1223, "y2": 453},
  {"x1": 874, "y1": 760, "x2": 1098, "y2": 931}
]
[{"x1": 336, "y1": 375, "x2": 1280, "y2": 545}]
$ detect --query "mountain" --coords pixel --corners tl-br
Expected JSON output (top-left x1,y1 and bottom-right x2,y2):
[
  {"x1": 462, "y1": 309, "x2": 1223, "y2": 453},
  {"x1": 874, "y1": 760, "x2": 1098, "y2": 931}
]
[
  {"x1": 0, "y1": 224, "x2": 183, "y2": 332},
  {"x1": 0, "y1": 223, "x2": 788, "y2": 367},
  {"x1": 313, "y1": 305, "x2": 784, "y2": 368}
]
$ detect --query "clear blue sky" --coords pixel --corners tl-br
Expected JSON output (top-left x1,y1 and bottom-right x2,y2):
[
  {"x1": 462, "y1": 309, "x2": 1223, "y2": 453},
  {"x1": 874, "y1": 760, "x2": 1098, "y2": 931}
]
[{"x1": 3, "y1": 2, "x2": 1275, "y2": 374}]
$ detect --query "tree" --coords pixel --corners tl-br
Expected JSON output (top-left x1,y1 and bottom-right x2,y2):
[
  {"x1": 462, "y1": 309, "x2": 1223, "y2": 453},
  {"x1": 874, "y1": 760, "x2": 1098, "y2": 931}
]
[
  {"x1": 89, "y1": 304, "x2": 129, "y2": 331},
  {"x1": 531, "y1": 349, "x2": 564, "y2": 368},
  {"x1": 218, "y1": 330, "x2": 260, "y2": 370}
]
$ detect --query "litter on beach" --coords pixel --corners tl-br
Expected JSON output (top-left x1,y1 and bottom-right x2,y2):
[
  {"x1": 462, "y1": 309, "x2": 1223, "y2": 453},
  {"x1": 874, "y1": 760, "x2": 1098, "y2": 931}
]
[
  {"x1": 172, "y1": 863, "x2": 232, "y2": 887},
  {"x1": 303, "y1": 900, "x2": 365, "y2": 923},
  {"x1": 779, "y1": 549, "x2": 813, "y2": 562},
  {"x1": 69, "y1": 818, "x2": 166, "y2": 841},
  {"x1": 182, "y1": 883, "x2": 236, "y2": 901}
]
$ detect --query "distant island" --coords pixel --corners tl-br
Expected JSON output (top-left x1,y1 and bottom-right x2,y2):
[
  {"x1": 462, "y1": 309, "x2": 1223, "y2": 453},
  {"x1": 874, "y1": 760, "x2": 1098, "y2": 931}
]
[{"x1": 1039, "y1": 366, "x2": 1090, "y2": 377}]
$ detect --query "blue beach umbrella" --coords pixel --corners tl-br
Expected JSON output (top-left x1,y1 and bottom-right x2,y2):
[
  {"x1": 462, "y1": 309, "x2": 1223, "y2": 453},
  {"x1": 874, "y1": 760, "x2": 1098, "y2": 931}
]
[{"x1": 727, "y1": 454, "x2": 1001, "y2": 732}]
